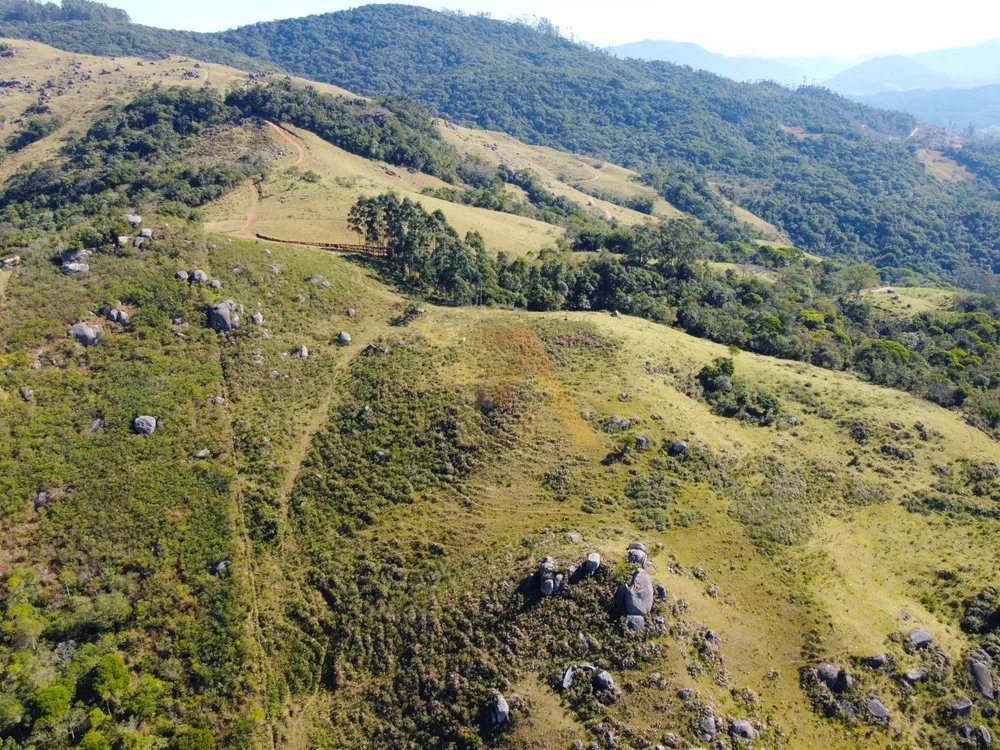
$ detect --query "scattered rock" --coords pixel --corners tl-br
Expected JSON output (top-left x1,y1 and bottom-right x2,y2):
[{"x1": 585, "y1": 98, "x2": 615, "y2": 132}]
[
  {"x1": 584, "y1": 552, "x2": 601, "y2": 573},
  {"x1": 208, "y1": 299, "x2": 242, "y2": 332},
  {"x1": 817, "y1": 662, "x2": 842, "y2": 690},
  {"x1": 84, "y1": 418, "x2": 105, "y2": 435},
  {"x1": 346, "y1": 308, "x2": 356, "y2": 317},
  {"x1": 191, "y1": 269, "x2": 209, "y2": 283},
  {"x1": 60, "y1": 248, "x2": 92, "y2": 263},
  {"x1": 211, "y1": 560, "x2": 230, "y2": 575},
  {"x1": 971, "y1": 660, "x2": 995, "y2": 699},
  {"x1": 61, "y1": 262, "x2": 89, "y2": 275},
  {"x1": 488, "y1": 693, "x2": 510, "y2": 726},
  {"x1": 125, "y1": 214, "x2": 142, "y2": 225},
  {"x1": 627, "y1": 547, "x2": 647, "y2": 565},
  {"x1": 594, "y1": 670, "x2": 615, "y2": 691},
  {"x1": 211, "y1": 396, "x2": 226, "y2": 405},
  {"x1": 655, "y1": 584, "x2": 667, "y2": 600},
  {"x1": 730, "y1": 719, "x2": 755, "y2": 740},
  {"x1": 909, "y1": 628, "x2": 933, "y2": 650},
  {"x1": 561, "y1": 665, "x2": 575, "y2": 690},
  {"x1": 18, "y1": 385, "x2": 33, "y2": 401},
  {"x1": 565, "y1": 532, "x2": 580, "y2": 543},
  {"x1": 195, "y1": 449, "x2": 211, "y2": 459},
  {"x1": 951, "y1": 696, "x2": 974, "y2": 717},
  {"x1": 669, "y1": 440, "x2": 688, "y2": 456},
  {"x1": 33, "y1": 490, "x2": 50, "y2": 510},
  {"x1": 626, "y1": 614, "x2": 645, "y2": 631},
  {"x1": 863, "y1": 654, "x2": 890, "y2": 669},
  {"x1": 866, "y1": 698, "x2": 891, "y2": 721},
  {"x1": 140, "y1": 228, "x2": 154, "y2": 239},
  {"x1": 978, "y1": 725, "x2": 993, "y2": 746},
  {"x1": 624, "y1": 568, "x2": 654, "y2": 616},
  {"x1": 133, "y1": 237, "x2": 145, "y2": 249},
  {"x1": 133, "y1": 415, "x2": 157, "y2": 435},
  {"x1": 251, "y1": 312, "x2": 264, "y2": 325},
  {"x1": 902, "y1": 669, "x2": 926, "y2": 684},
  {"x1": 209, "y1": 279, "x2": 222, "y2": 289},
  {"x1": 337, "y1": 332, "x2": 352, "y2": 346},
  {"x1": 69, "y1": 322, "x2": 98, "y2": 346},
  {"x1": 611, "y1": 310, "x2": 620, "y2": 318},
  {"x1": 295, "y1": 345, "x2": 309, "y2": 359}
]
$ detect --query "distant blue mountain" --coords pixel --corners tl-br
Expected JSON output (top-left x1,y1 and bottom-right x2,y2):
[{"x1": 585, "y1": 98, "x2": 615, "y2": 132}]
[{"x1": 606, "y1": 40, "x2": 807, "y2": 85}]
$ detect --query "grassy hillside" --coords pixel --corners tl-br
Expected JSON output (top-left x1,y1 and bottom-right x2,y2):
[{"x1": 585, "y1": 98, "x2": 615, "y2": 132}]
[{"x1": 4, "y1": 33, "x2": 1000, "y2": 750}]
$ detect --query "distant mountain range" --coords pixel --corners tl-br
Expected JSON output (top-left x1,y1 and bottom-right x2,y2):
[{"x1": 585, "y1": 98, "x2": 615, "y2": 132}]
[{"x1": 607, "y1": 36, "x2": 1000, "y2": 131}]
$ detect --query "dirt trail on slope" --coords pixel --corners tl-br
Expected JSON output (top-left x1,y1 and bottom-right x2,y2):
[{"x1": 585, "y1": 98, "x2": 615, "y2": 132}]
[
  {"x1": 0, "y1": 270, "x2": 11, "y2": 305},
  {"x1": 237, "y1": 180, "x2": 261, "y2": 237},
  {"x1": 267, "y1": 121, "x2": 306, "y2": 166}
]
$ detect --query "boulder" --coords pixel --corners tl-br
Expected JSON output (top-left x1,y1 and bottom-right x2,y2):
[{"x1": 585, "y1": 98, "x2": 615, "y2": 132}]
[
  {"x1": 565, "y1": 532, "x2": 581, "y2": 543},
  {"x1": 211, "y1": 396, "x2": 226, "y2": 405},
  {"x1": 902, "y1": 669, "x2": 926, "y2": 684},
  {"x1": 627, "y1": 547, "x2": 647, "y2": 565},
  {"x1": 338, "y1": 332, "x2": 352, "y2": 346},
  {"x1": 18, "y1": 385, "x2": 33, "y2": 401},
  {"x1": 346, "y1": 308, "x2": 356, "y2": 317},
  {"x1": 951, "y1": 696, "x2": 974, "y2": 717},
  {"x1": 669, "y1": 440, "x2": 688, "y2": 456},
  {"x1": 624, "y1": 568, "x2": 654, "y2": 616},
  {"x1": 584, "y1": 552, "x2": 601, "y2": 573},
  {"x1": 863, "y1": 654, "x2": 890, "y2": 669},
  {"x1": 118, "y1": 236, "x2": 131, "y2": 247},
  {"x1": 195, "y1": 448, "x2": 211, "y2": 459},
  {"x1": 561, "y1": 665, "x2": 575, "y2": 690},
  {"x1": 488, "y1": 693, "x2": 510, "y2": 726},
  {"x1": 69, "y1": 322, "x2": 98, "y2": 346},
  {"x1": 540, "y1": 578, "x2": 556, "y2": 596},
  {"x1": 251, "y1": 312, "x2": 264, "y2": 325},
  {"x1": 731, "y1": 719, "x2": 755, "y2": 740},
  {"x1": 701, "y1": 715, "x2": 717, "y2": 739},
  {"x1": 211, "y1": 560, "x2": 230, "y2": 575},
  {"x1": 628, "y1": 542, "x2": 647, "y2": 552},
  {"x1": 909, "y1": 628, "x2": 933, "y2": 650},
  {"x1": 133, "y1": 415, "x2": 157, "y2": 435},
  {"x1": 125, "y1": 214, "x2": 143, "y2": 225},
  {"x1": 209, "y1": 279, "x2": 222, "y2": 289},
  {"x1": 594, "y1": 670, "x2": 615, "y2": 692},
  {"x1": 978, "y1": 725, "x2": 993, "y2": 746},
  {"x1": 133, "y1": 237, "x2": 145, "y2": 249},
  {"x1": 817, "y1": 662, "x2": 842, "y2": 690},
  {"x1": 866, "y1": 698, "x2": 891, "y2": 721},
  {"x1": 971, "y1": 660, "x2": 995, "y2": 699},
  {"x1": 626, "y1": 615, "x2": 645, "y2": 631},
  {"x1": 140, "y1": 228, "x2": 154, "y2": 239},
  {"x1": 191, "y1": 269, "x2": 209, "y2": 283},
  {"x1": 61, "y1": 262, "x2": 89, "y2": 275},
  {"x1": 208, "y1": 300, "x2": 242, "y2": 332},
  {"x1": 176, "y1": 270, "x2": 189, "y2": 281},
  {"x1": 33, "y1": 490, "x2": 50, "y2": 510},
  {"x1": 60, "y1": 248, "x2": 92, "y2": 263},
  {"x1": 295, "y1": 345, "x2": 309, "y2": 359},
  {"x1": 84, "y1": 418, "x2": 105, "y2": 435},
  {"x1": 655, "y1": 584, "x2": 668, "y2": 601}
]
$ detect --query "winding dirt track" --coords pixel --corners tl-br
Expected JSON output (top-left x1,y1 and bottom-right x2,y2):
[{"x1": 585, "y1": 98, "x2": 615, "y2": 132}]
[{"x1": 267, "y1": 121, "x2": 306, "y2": 165}]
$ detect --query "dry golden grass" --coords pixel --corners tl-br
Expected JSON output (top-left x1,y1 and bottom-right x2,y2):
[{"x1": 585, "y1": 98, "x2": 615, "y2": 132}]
[
  {"x1": 864, "y1": 285, "x2": 957, "y2": 315},
  {"x1": 709, "y1": 182, "x2": 792, "y2": 244},
  {"x1": 438, "y1": 121, "x2": 684, "y2": 222},
  {"x1": 916, "y1": 148, "x2": 974, "y2": 182}
]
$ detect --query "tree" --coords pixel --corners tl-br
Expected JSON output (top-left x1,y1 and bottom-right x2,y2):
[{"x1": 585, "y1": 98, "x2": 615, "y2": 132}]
[
  {"x1": 842, "y1": 263, "x2": 880, "y2": 295},
  {"x1": 91, "y1": 654, "x2": 130, "y2": 708}
]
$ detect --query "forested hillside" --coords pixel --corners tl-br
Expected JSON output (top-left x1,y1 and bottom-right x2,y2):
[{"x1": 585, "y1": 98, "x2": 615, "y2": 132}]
[{"x1": 6, "y1": 3, "x2": 1000, "y2": 284}]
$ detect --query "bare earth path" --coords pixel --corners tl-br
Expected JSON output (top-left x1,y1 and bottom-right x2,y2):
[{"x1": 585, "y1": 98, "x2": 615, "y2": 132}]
[{"x1": 267, "y1": 121, "x2": 306, "y2": 166}]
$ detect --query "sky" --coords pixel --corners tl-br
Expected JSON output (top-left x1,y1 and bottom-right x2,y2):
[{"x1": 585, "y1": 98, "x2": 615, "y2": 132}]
[{"x1": 109, "y1": 0, "x2": 1000, "y2": 58}]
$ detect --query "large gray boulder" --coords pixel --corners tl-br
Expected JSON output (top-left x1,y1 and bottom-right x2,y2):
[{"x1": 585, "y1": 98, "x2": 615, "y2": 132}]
[
  {"x1": 337, "y1": 332, "x2": 352, "y2": 346},
  {"x1": 626, "y1": 615, "x2": 645, "y2": 631},
  {"x1": 594, "y1": 670, "x2": 615, "y2": 692},
  {"x1": 125, "y1": 214, "x2": 142, "y2": 225},
  {"x1": 561, "y1": 665, "x2": 575, "y2": 689},
  {"x1": 69, "y1": 322, "x2": 98, "y2": 346},
  {"x1": 669, "y1": 440, "x2": 688, "y2": 456},
  {"x1": 488, "y1": 693, "x2": 510, "y2": 726},
  {"x1": 208, "y1": 300, "x2": 242, "y2": 332},
  {"x1": 191, "y1": 269, "x2": 209, "y2": 283},
  {"x1": 133, "y1": 415, "x2": 157, "y2": 435},
  {"x1": 584, "y1": 552, "x2": 601, "y2": 573},
  {"x1": 951, "y1": 696, "x2": 974, "y2": 717},
  {"x1": 909, "y1": 628, "x2": 933, "y2": 650},
  {"x1": 175, "y1": 270, "x2": 189, "y2": 281},
  {"x1": 251, "y1": 312, "x2": 264, "y2": 325},
  {"x1": 624, "y1": 568, "x2": 654, "y2": 616},
  {"x1": 19, "y1": 386, "x2": 33, "y2": 401},
  {"x1": 730, "y1": 720, "x2": 755, "y2": 740},
  {"x1": 60, "y1": 248, "x2": 91, "y2": 263},
  {"x1": 61, "y1": 262, "x2": 89, "y2": 275},
  {"x1": 971, "y1": 661, "x2": 995, "y2": 699},
  {"x1": 866, "y1": 698, "x2": 891, "y2": 721}
]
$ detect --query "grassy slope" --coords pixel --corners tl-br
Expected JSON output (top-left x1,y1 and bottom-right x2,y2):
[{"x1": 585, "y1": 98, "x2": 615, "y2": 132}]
[
  {"x1": 203, "y1": 125, "x2": 564, "y2": 256},
  {"x1": 0, "y1": 39, "x2": 354, "y2": 180},
  {"x1": 437, "y1": 121, "x2": 683, "y2": 223}
]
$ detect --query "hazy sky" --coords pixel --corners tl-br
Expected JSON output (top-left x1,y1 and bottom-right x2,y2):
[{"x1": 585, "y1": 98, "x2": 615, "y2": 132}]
[{"x1": 110, "y1": 0, "x2": 1000, "y2": 58}]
